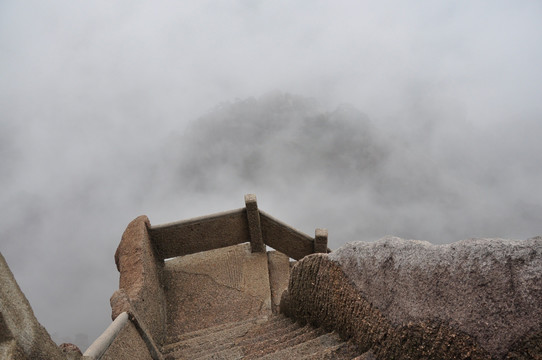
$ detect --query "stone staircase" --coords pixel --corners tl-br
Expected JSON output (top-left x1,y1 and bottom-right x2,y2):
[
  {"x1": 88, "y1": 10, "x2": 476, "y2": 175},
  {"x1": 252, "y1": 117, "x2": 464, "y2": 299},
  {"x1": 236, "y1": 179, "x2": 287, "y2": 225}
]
[
  {"x1": 159, "y1": 242, "x2": 365, "y2": 359},
  {"x1": 161, "y1": 314, "x2": 363, "y2": 360},
  {"x1": 86, "y1": 195, "x2": 374, "y2": 359}
]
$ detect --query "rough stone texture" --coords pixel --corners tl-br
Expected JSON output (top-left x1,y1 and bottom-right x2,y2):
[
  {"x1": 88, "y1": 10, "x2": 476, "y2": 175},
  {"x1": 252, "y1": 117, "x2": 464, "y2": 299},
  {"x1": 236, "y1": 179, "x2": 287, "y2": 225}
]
[
  {"x1": 148, "y1": 209, "x2": 250, "y2": 259},
  {"x1": 329, "y1": 236, "x2": 542, "y2": 358},
  {"x1": 163, "y1": 243, "x2": 272, "y2": 336},
  {"x1": 108, "y1": 294, "x2": 163, "y2": 360},
  {"x1": 127, "y1": 312, "x2": 164, "y2": 360},
  {"x1": 245, "y1": 194, "x2": 265, "y2": 253},
  {"x1": 100, "y1": 320, "x2": 152, "y2": 360},
  {"x1": 314, "y1": 228, "x2": 328, "y2": 253},
  {"x1": 0, "y1": 252, "x2": 66, "y2": 360},
  {"x1": 114, "y1": 216, "x2": 166, "y2": 345},
  {"x1": 353, "y1": 351, "x2": 377, "y2": 360},
  {"x1": 59, "y1": 343, "x2": 82, "y2": 354},
  {"x1": 60, "y1": 343, "x2": 82, "y2": 360},
  {"x1": 259, "y1": 211, "x2": 315, "y2": 260},
  {"x1": 110, "y1": 288, "x2": 132, "y2": 321},
  {"x1": 267, "y1": 251, "x2": 290, "y2": 314},
  {"x1": 507, "y1": 329, "x2": 542, "y2": 359},
  {"x1": 0, "y1": 340, "x2": 27, "y2": 360},
  {"x1": 162, "y1": 314, "x2": 362, "y2": 360},
  {"x1": 282, "y1": 253, "x2": 491, "y2": 359}
]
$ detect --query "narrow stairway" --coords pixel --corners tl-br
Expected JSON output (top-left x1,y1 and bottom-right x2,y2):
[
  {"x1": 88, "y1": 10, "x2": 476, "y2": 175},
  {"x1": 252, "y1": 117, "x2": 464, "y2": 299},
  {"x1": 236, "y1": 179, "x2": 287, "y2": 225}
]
[
  {"x1": 160, "y1": 243, "x2": 367, "y2": 359},
  {"x1": 161, "y1": 314, "x2": 363, "y2": 360}
]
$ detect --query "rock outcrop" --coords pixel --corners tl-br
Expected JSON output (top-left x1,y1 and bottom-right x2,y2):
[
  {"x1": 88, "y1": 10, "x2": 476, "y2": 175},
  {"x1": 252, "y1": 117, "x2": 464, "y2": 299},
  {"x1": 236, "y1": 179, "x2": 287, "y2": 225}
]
[
  {"x1": 59, "y1": 343, "x2": 83, "y2": 360},
  {"x1": 0, "y1": 252, "x2": 67, "y2": 360},
  {"x1": 282, "y1": 236, "x2": 542, "y2": 359}
]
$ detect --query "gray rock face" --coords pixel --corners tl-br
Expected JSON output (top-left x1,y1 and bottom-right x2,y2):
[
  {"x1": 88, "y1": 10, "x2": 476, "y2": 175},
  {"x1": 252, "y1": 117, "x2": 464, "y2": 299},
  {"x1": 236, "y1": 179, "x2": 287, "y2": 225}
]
[
  {"x1": 0, "y1": 252, "x2": 66, "y2": 360},
  {"x1": 329, "y1": 236, "x2": 542, "y2": 358}
]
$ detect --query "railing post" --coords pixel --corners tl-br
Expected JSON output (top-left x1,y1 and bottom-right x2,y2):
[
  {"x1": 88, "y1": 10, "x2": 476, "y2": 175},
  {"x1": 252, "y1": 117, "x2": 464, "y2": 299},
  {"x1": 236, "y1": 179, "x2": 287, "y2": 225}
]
[
  {"x1": 245, "y1": 194, "x2": 265, "y2": 253},
  {"x1": 314, "y1": 228, "x2": 328, "y2": 253}
]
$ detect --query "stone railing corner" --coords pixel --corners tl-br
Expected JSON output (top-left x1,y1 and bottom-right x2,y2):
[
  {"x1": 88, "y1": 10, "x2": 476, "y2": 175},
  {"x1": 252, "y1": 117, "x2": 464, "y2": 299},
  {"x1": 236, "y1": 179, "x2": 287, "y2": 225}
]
[{"x1": 113, "y1": 215, "x2": 166, "y2": 346}]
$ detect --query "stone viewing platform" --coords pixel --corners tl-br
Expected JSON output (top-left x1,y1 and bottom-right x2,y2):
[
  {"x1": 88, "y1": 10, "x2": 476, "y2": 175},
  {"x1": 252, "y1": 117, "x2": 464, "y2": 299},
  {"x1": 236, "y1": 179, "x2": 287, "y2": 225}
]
[{"x1": 1, "y1": 194, "x2": 541, "y2": 359}]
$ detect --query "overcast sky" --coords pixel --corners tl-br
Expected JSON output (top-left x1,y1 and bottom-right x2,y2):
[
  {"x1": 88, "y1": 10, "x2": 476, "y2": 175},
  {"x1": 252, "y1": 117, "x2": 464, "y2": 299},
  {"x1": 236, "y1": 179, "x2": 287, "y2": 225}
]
[{"x1": 1, "y1": 0, "x2": 542, "y2": 350}]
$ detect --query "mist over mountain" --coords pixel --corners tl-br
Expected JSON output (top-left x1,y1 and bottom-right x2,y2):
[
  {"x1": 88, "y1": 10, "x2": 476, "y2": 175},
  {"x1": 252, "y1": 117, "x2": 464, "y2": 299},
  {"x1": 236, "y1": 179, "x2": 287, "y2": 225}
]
[
  {"x1": 167, "y1": 93, "x2": 385, "y2": 192},
  {"x1": 150, "y1": 93, "x2": 541, "y2": 246},
  {"x1": 2, "y1": 0, "x2": 541, "y2": 352}
]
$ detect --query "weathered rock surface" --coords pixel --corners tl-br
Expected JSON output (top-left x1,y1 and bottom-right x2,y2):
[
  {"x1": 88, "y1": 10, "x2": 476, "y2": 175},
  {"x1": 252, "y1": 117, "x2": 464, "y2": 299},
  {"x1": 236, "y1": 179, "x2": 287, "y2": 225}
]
[
  {"x1": 59, "y1": 343, "x2": 82, "y2": 360},
  {"x1": 267, "y1": 251, "x2": 290, "y2": 314},
  {"x1": 330, "y1": 236, "x2": 542, "y2": 358},
  {"x1": 283, "y1": 236, "x2": 542, "y2": 359},
  {"x1": 0, "y1": 252, "x2": 66, "y2": 360},
  {"x1": 114, "y1": 215, "x2": 166, "y2": 344}
]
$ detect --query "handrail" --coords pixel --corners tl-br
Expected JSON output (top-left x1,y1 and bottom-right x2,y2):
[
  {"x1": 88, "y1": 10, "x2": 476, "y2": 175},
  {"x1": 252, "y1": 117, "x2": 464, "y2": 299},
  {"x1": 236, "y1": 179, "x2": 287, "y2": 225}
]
[
  {"x1": 146, "y1": 195, "x2": 328, "y2": 261},
  {"x1": 148, "y1": 208, "x2": 249, "y2": 259},
  {"x1": 83, "y1": 310, "x2": 163, "y2": 360},
  {"x1": 259, "y1": 210, "x2": 315, "y2": 260},
  {"x1": 150, "y1": 208, "x2": 246, "y2": 230},
  {"x1": 84, "y1": 312, "x2": 129, "y2": 359}
]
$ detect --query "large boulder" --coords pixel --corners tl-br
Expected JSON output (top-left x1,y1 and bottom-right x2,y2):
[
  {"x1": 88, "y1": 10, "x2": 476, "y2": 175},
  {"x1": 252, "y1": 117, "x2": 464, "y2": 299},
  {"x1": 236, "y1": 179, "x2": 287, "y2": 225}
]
[{"x1": 282, "y1": 236, "x2": 542, "y2": 359}]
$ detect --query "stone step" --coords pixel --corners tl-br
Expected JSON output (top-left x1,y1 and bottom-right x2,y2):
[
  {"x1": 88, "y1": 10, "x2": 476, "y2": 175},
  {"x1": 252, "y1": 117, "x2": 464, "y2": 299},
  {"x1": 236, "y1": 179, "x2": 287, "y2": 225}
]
[
  {"x1": 163, "y1": 317, "x2": 267, "y2": 356},
  {"x1": 231, "y1": 314, "x2": 298, "y2": 341},
  {"x1": 256, "y1": 332, "x2": 346, "y2": 359},
  {"x1": 299, "y1": 342, "x2": 347, "y2": 360},
  {"x1": 164, "y1": 315, "x2": 268, "y2": 347},
  {"x1": 189, "y1": 318, "x2": 303, "y2": 359},
  {"x1": 352, "y1": 350, "x2": 377, "y2": 360},
  {"x1": 242, "y1": 324, "x2": 325, "y2": 359},
  {"x1": 191, "y1": 325, "x2": 332, "y2": 360},
  {"x1": 164, "y1": 315, "x2": 363, "y2": 360},
  {"x1": 299, "y1": 340, "x2": 361, "y2": 360},
  {"x1": 166, "y1": 316, "x2": 300, "y2": 359},
  {"x1": 231, "y1": 318, "x2": 300, "y2": 348}
]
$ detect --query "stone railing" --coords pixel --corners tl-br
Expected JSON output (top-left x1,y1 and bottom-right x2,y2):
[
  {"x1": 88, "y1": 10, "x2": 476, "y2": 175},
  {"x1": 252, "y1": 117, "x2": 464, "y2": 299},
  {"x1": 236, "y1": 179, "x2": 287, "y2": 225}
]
[
  {"x1": 111, "y1": 194, "x2": 328, "y2": 351},
  {"x1": 147, "y1": 194, "x2": 329, "y2": 260}
]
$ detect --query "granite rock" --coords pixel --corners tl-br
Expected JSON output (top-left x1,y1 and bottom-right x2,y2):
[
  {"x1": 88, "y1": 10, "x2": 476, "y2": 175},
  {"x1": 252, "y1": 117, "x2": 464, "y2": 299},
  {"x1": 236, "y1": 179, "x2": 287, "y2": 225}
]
[
  {"x1": 0, "y1": 252, "x2": 66, "y2": 359},
  {"x1": 328, "y1": 236, "x2": 542, "y2": 358}
]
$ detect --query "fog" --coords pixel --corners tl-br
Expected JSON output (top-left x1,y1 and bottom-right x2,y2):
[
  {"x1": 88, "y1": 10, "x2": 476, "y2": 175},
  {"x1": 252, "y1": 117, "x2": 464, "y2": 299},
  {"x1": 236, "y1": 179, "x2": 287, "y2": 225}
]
[{"x1": 1, "y1": 0, "x2": 541, "y2": 350}]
